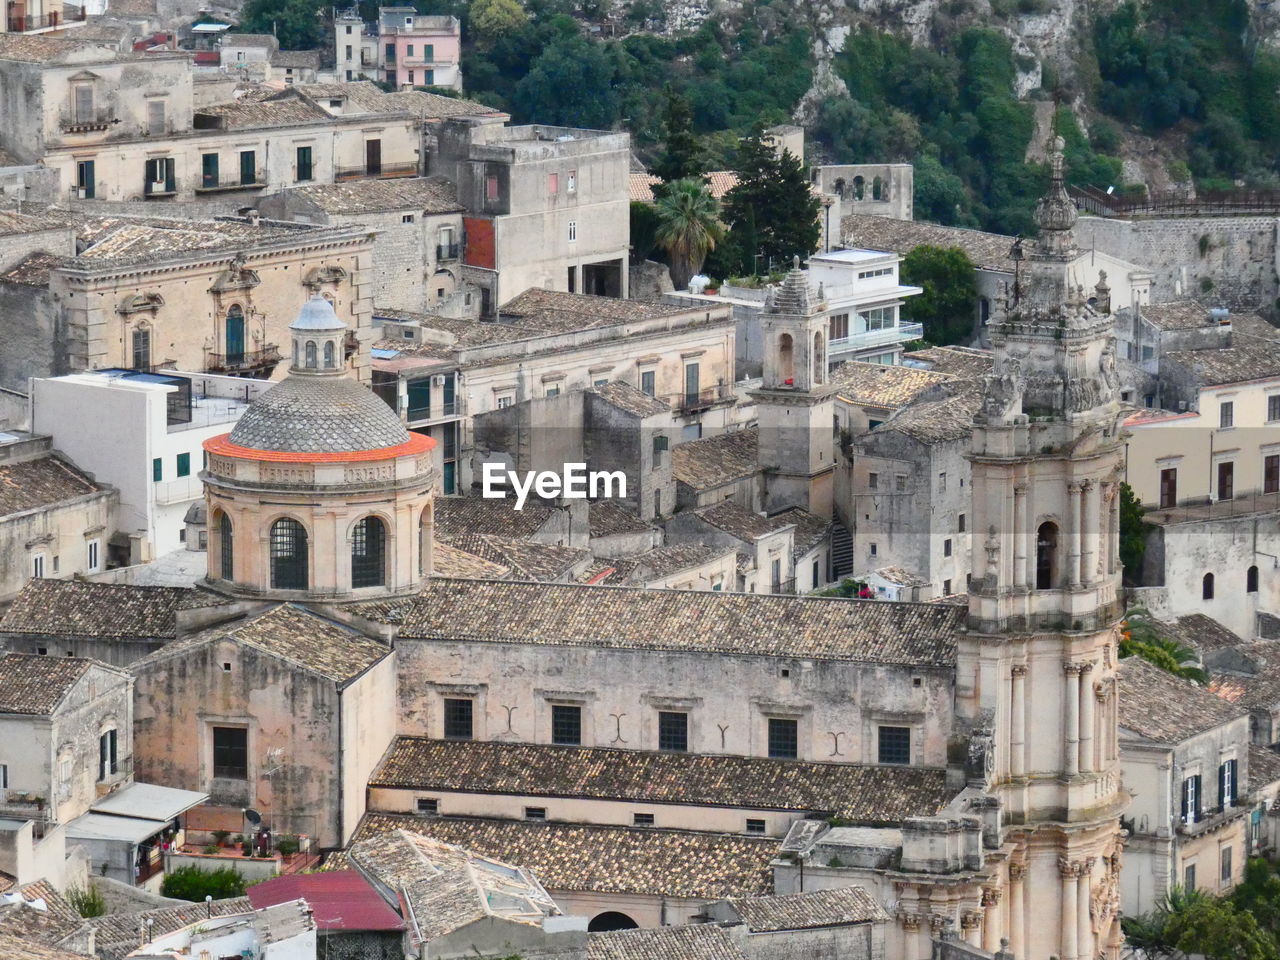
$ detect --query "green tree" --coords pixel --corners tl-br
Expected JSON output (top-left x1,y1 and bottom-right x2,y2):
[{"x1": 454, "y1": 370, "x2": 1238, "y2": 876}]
[
  {"x1": 160, "y1": 865, "x2": 247, "y2": 902},
  {"x1": 899, "y1": 245, "x2": 978, "y2": 346},
  {"x1": 720, "y1": 129, "x2": 818, "y2": 275},
  {"x1": 1233, "y1": 859, "x2": 1280, "y2": 938},
  {"x1": 1119, "y1": 481, "x2": 1149, "y2": 583},
  {"x1": 469, "y1": 0, "x2": 528, "y2": 48},
  {"x1": 629, "y1": 201, "x2": 661, "y2": 261},
  {"x1": 1123, "y1": 886, "x2": 1280, "y2": 960},
  {"x1": 652, "y1": 87, "x2": 704, "y2": 185},
  {"x1": 653, "y1": 178, "x2": 725, "y2": 291},
  {"x1": 1119, "y1": 607, "x2": 1209, "y2": 684},
  {"x1": 238, "y1": 0, "x2": 327, "y2": 50},
  {"x1": 513, "y1": 35, "x2": 620, "y2": 128},
  {"x1": 66, "y1": 884, "x2": 105, "y2": 918}
]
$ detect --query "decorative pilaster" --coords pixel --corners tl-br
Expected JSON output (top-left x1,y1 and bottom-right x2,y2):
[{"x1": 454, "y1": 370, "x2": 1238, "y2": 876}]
[
  {"x1": 1008, "y1": 863, "x2": 1026, "y2": 958},
  {"x1": 1067, "y1": 481, "x2": 1082, "y2": 588},
  {"x1": 1064, "y1": 662, "x2": 1083, "y2": 777},
  {"x1": 1013, "y1": 485, "x2": 1028, "y2": 587},
  {"x1": 1010, "y1": 664, "x2": 1027, "y2": 778},
  {"x1": 1081, "y1": 480, "x2": 1097, "y2": 585},
  {"x1": 1060, "y1": 857, "x2": 1079, "y2": 960},
  {"x1": 1077, "y1": 857, "x2": 1096, "y2": 960},
  {"x1": 1078, "y1": 661, "x2": 1095, "y2": 774},
  {"x1": 981, "y1": 888, "x2": 1001, "y2": 953}
]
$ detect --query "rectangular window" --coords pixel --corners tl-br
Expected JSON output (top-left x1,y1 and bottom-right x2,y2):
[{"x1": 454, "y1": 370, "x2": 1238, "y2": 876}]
[
  {"x1": 0, "y1": 765, "x2": 7, "y2": 789},
  {"x1": 861, "y1": 306, "x2": 895, "y2": 331},
  {"x1": 1269, "y1": 395, "x2": 1280, "y2": 423},
  {"x1": 1218, "y1": 462, "x2": 1234, "y2": 502},
  {"x1": 958, "y1": 513, "x2": 966, "y2": 532},
  {"x1": 745, "y1": 818, "x2": 767, "y2": 835},
  {"x1": 239, "y1": 150, "x2": 256, "y2": 185},
  {"x1": 1222, "y1": 845, "x2": 1233, "y2": 883},
  {"x1": 31, "y1": 554, "x2": 45, "y2": 578},
  {"x1": 548, "y1": 173, "x2": 559, "y2": 194},
  {"x1": 443, "y1": 698, "x2": 473, "y2": 740},
  {"x1": 943, "y1": 578, "x2": 952, "y2": 595},
  {"x1": 486, "y1": 174, "x2": 499, "y2": 202},
  {"x1": 944, "y1": 538, "x2": 952, "y2": 557},
  {"x1": 176, "y1": 452, "x2": 190, "y2": 477},
  {"x1": 524, "y1": 806, "x2": 546, "y2": 821},
  {"x1": 201, "y1": 153, "x2": 219, "y2": 189},
  {"x1": 1221, "y1": 401, "x2": 1234, "y2": 429},
  {"x1": 152, "y1": 458, "x2": 162, "y2": 482},
  {"x1": 546, "y1": 385, "x2": 560, "y2": 398},
  {"x1": 296, "y1": 146, "x2": 313, "y2": 182},
  {"x1": 658, "y1": 711, "x2": 688, "y2": 752},
  {"x1": 87, "y1": 540, "x2": 99, "y2": 573},
  {"x1": 407, "y1": 70, "x2": 415, "y2": 85},
  {"x1": 633, "y1": 812, "x2": 655, "y2": 827},
  {"x1": 76, "y1": 160, "x2": 95, "y2": 199},
  {"x1": 385, "y1": 42, "x2": 395, "y2": 61},
  {"x1": 1160, "y1": 468, "x2": 1178, "y2": 509},
  {"x1": 938, "y1": 471, "x2": 947, "y2": 491},
  {"x1": 567, "y1": 220, "x2": 577, "y2": 243},
  {"x1": 423, "y1": 43, "x2": 434, "y2": 61},
  {"x1": 74, "y1": 84, "x2": 94, "y2": 123},
  {"x1": 767, "y1": 717, "x2": 798, "y2": 759},
  {"x1": 1266, "y1": 455, "x2": 1279, "y2": 495},
  {"x1": 868, "y1": 472, "x2": 879, "y2": 490},
  {"x1": 345, "y1": 43, "x2": 352, "y2": 58},
  {"x1": 145, "y1": 157, "x2": 174, "y2": 194},
  {"x1": 828, "y1": 313, "x2": 849, "y2": 341},
  {"x1": 98, "y1": 729, "x2": 118, "y2": 781},
  {"x1": 812, "y1": 559, "x2": 820, "y2": 587},
  {"x1": 1220, "y1": 758, "x2": 1238, "y2": 808},
  {"x1": 416, "y1": 797, "x2": 438, "y2": 815},
  {"x1": 1181, "y1": 774, "x2": 1203, "y2": 824},
  {"x1": 567, "y1": 170, "x2": 577, "y2": 192},
  {"x1": 496, "y1": 395, "x2": 514, "y2": 410},
  {"x1": 896, "y1": 474, "x2": 907, "y2": 492},
  {"x1": 147, "y1": 99, "x2": 165, "y2": 135},
  {"x1": 1185, "y1": 863, "x2": 1197, "y2": 891},
  {"x1": 552, "y1": 704, "x2": 582, "y2": 745},
  {"x1": 640, "y1": 370, "x2": 656, "y2": 397},
  {"x1": 212, "y1": 726, "x2": 248, "y2": 779},
  {"x1": 424, "y1": 68, "x2": 434, "y2": 85},
  {"x1": 869, "y1": 542, "x2": 878, "y2": 557},
  {"x1": 878, "y1": 725, "x2": 911, "y2": 765}
]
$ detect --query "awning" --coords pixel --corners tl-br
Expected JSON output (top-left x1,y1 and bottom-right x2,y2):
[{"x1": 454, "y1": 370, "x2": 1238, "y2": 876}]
[
  {"x1": 66, "y1": 813, "x2": 167, "y2": 845},
  {"x1": 90, "y1": 783, "x2": 209, "y2": 823}
]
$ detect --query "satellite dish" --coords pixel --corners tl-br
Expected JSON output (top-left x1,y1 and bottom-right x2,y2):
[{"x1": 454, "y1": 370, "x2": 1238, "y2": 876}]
[{"x1": 243, "y1": 808, "x2": 261, "y2": 826}]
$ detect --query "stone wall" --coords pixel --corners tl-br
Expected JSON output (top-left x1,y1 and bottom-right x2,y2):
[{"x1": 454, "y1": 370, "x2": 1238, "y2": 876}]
[{"x1": 1074, "y1": 215, "x2": 1280, "y2": 310}]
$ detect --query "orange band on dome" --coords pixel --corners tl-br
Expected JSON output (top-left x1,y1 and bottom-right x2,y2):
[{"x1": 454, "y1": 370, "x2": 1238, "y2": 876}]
[{"x1": 203, "y1": 432, "x2": 435, "y2": 463}]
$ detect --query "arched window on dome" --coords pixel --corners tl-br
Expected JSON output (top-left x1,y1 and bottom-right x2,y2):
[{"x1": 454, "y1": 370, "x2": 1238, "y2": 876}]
[
  {"x1": 352, "y1": 516, "x2": 386, "y2": 588},
  {"x1": 323, "y1": 340, "x2": 335, "y2": 369},
  {"x1": 270, "y1": 517, "x2": 308, "y2": 590},
  {"x1": 217, "y1": 511, "x2": 233, "y2": 582},
  {"x1": 305, "y1": 340, "x2": 317, "y2": 369}
]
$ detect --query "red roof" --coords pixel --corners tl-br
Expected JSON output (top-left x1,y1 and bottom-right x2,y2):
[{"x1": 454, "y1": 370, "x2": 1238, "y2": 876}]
[
  {"x1": 247, "y1": 870, "x2": 404, "y2": 931},
  {"x1": 203, "y1": 431, "x2": 434, "y2": 463}
]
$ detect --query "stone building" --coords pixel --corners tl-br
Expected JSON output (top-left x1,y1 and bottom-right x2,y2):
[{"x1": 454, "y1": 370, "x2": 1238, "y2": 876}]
[
  {"x1": 257, "y1": 176, "x2": 467, "y2": 315},
  {"x1": 0, "y1": 212, "x2": 376, "y2": 392},
  {"x1": 1118, "y1": 657, "x2": 1250, "y2": 914},
  {"x1": 0, "y1": 432, "x2": 115, "y2": 601}
]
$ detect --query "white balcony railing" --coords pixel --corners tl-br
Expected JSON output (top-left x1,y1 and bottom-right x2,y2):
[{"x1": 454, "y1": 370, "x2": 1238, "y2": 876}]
[
  {"x1": 153, "y1": 475, "x2": 203, "y2": 505},
  {"x1": 829, "y1": 322, "x2": 923, "y2": 352}
]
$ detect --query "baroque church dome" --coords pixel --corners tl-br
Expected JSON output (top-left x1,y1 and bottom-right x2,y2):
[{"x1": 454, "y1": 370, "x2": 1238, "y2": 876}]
[{"x1": 227, "y1": 296, "x2": 410, "y2": 455}]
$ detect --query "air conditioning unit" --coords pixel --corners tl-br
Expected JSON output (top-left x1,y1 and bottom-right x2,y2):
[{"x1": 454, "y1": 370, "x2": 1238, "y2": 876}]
[
  {"x1": 431, "y1": 374, "x2": 446, "y2": 388},
  {"x1": 75, "y1": 188, "x2": 87, "y2": 199}
]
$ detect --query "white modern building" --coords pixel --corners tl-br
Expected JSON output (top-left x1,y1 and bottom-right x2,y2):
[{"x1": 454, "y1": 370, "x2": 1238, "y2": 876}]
[
  {"x1": 807, "y1": 249, "x2": 923, "y2": 366},
  {"x1": 29, "y1": 370, "x2": 269, "y2": 564}
]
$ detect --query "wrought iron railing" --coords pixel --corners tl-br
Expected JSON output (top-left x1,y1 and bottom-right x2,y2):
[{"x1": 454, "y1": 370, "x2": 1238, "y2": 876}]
[
  {"x1": 206, "y1": 345, "x2": 281, "y2": 373},
  {"x1": 662, "y1": 383, "x2": 733, "y2": 413},
  {"x1": 334, "y1": 162, "x2": 418, "y2": 181},
  {"x1": 196, "y1": 173, "x2": 267, "y2": 192},
  {"x1": 436, "y1": 242, "x2": 460, "y2": 261}
]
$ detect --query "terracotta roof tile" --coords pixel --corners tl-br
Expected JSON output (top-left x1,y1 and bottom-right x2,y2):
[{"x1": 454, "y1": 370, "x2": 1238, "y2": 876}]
[
  {"x1": 0, "y1": 881, "x2": 86, "y2": 947},
  {"x1": 0, "y1": 580, "x2": 224, "y2": 640},
  {"x1": 434, "y1": 496, "x2": 555, "y2": 539},
  {"x1": 93, "y1": 898, "x2": 253, "y2": 960},
  {"x1": 347, "y1": 814, "x2": 776, "y2": 899},
  {"x1": 726, "y1": 886, "x2": 888, "y2": 930},
  {"x1": 588, "y1": 501, "x2": 653, "y2": 538},
  {"x1": 631, "y1": 542, "x2": 732, "y2": 580},
  {"x1": 438, "y1": 534, "x2": 588, "y2": 582},
  {"x1": 830, "y1": 362, "x2": 955, "y2": 408},
  {"x1": 690, "y1": 500, "x2": 790, "y2": 542},
  {"x1": 0, "y1": 935, "x2": 87, "y2": 960},
  {"x1": 282, "y1": 175, "x2": 462, "y2": 216},
  {"x1": 370, "y1": 738, "x2": 953, "y2": 824},
  {"x1": 589, "y1": 924, "x2": 746, "y2": 960},
  {"x1": 1120, "y1": 657, "x2": 1246, "y2": 743},
  {"x1": 841, "y1": 215, "x2": 1014, "y2": 272},
  {"x1": 873, "y1": 389, "x2": 983, "y2": 443},
  {"x1": 0, "y1": 251, "x2": 65, "y2": 287},
  {"x1": 431, "y1": 540, "x2": 511, "y2": 579},
  {"x1": 1138, "y1": 301, "x2": 1223, "y2": 331},
  {"x1": 901, "y1": 346, "x2": 995, "y2": 378},
  {"x1": 629, "y1": 172, "x2": 739, "y2": 204},
  {"x1": 1164, "y1": 334, "x2": 1280, "y2": 388},
  {"x1": 0, "y1": 655, "x2": 93, "y2": 714},
  {"x1": 0, "y1": 455, "x2": 102, "y2": 517},
  {"x1": 392, "y1": 579, "x2": 961, "y2": 666},
  {"x1": 589, "y1": 380, "x2": 669, "y2": 418},
  {"x1": 673, "y1": 428, "x2": 757, "y2": 491},
  {"x1": 500, "y1": 288, "x2": 695, "y2": 332}
]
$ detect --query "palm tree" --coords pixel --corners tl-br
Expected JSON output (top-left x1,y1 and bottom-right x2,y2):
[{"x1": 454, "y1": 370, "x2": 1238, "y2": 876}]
[
  {"x1": 1120, "y1": 607, "x2": 1209, "y2": 684},
  {"x1": 653, "y1": 178, "x2": 725, "y2": 291}
]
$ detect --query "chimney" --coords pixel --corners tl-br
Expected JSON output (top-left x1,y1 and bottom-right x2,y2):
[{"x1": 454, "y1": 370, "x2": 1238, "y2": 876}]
[{"x1": 246, "y1": 209, "x2": 261, "y2": 226}]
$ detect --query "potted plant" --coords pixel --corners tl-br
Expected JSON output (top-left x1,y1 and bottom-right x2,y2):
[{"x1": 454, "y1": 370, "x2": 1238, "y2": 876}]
[
  {"x1": 276, "y1": 835, "x2": 300, "y2": 857},
  {"x1": 212, "y1": 830, "x2": 231, "y2": 847}
]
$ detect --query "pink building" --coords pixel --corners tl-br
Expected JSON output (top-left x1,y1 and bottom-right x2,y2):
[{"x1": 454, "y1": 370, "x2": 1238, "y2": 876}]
[{"x1": 335, "y1": 6, "x2": 461, "y2": 91}]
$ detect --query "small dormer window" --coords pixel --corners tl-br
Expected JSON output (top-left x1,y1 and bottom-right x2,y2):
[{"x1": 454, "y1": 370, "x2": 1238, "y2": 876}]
[{"x1": 305, "y1": 340, "x2": 317, "y2": 368}]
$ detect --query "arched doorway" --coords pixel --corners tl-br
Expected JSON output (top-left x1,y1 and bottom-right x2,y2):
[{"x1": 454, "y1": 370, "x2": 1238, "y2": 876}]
[
  {"x1": 1036, "y1": 521, "x2": 1059, "y2": 590},
  {"x1": 589, "y1": 912, "x2": 639, "y2": 932}
]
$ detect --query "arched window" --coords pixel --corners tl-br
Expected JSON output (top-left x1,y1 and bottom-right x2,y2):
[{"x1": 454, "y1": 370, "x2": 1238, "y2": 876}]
[
  {"x1": 218, "y1": 511, "x2": 233, "y2": 581},
  {"x1": 833, "y1": 178, "x2": 846, "y2": 199},
  {"x1": 418, "y1": 505, "x2": 432, "y2": 576},
  {"x1": 588, "y1": 912, "x2": 638, "y2": 932},
  {"x1": 351, "y1": 516, "x2": 386, "y2": 588},
  {"x1": 225, "y1": 305, "x2": 245, "y2": 363},
  {"x1": 778, "y1": 333, "x2": 794, "y2": 385},
  {"x1": 812, "y1": 332, "x2": 825, "y2": 384},
  {"x1": 1036, "y1": 521, "x2": 1059, "y2": 590},
  {"x1": 131, "y1": 326, "x2": 151, "y2": 371},
  {"x1": 1203, "y1": 572, "x2": 1215, "y2": 600},
  {"x1": 305, "y1": 340, "x2": 317, "y2": 369},
  {"x1": 872, "y1": 175, "x2": 883, "y2": 200},
  {"x1": 1248, "y1": 565, "x2": 1260, "y2": 593},
  {"x1": 323, "y1": 340, "x2": 335, "y2": 368},
  {"x1": 852, "y1": 176, "x2": 865, "y2": 200},
  {"x1": 270, "y1": 517, "x2": 308, "y2": 590}
]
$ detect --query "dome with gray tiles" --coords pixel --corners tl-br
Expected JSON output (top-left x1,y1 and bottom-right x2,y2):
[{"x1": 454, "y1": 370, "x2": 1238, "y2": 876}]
[{"x1": 228, "y1": 372, "x2": 410, "y2": 454}]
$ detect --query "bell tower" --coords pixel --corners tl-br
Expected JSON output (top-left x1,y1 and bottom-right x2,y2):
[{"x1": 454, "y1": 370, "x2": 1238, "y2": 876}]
[
  {"x1": 751, "y1": 259, "x2": 837, "y2": 519},
  {"x1": 958, "y1": 138, "x2": 1128, "y2": 960}
]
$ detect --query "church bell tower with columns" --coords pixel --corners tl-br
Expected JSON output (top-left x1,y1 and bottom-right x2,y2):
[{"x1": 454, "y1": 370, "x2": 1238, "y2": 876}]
[{"x1": 958, "y1": 137, "x2": 1128, "y2": 960}]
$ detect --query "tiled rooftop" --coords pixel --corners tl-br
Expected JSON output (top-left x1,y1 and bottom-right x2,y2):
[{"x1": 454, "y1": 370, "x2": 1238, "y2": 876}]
[
  {"x1": 589, "y1": 924, "x2": 747, "y2": 960},
  {"x1": 270, "y1": 50, "x2": 320, "y2": 69},
  {"x1": 0, "y1": 211, "x2": 69, "y2": 238},
  {"x1": 1210, "y1": 642, "x2": 1280, "y2": 711},
  {"x1": 0, "y1": 454, "x2": 102, "y2": 517},
  {"x1": 590, "y1": 380, "x2": 670, "y2": 418},
  {"x1": 0, "y1": 935, "x2": 88, "y2": 960},
  {"x1": 1139, "y1": 300, "x2": 1221, "y2": 331},
  {"x1": 391, "y1": 578, "x2": 962, "y2": 666},
  {"x1": 196, "y1": 96, "x2": 331, "y2": 130},
  {"x1": 0, "y1": 655, "x2": 93, "y2": 715},
  {"x1": 1251, "y1": 744, "x2": 1280, "y2": 787},
  {"x1": 772, "y1": 507, "x2": 831, "y2": 559},
  {"x1": 632, "y1": 542, "x2": 731, "y2": 580},
  {"x1": 1165, "y1": 328, "x2": 1280, "y2": 388},
  {"x1": 673, "y1": 428, "x2": 758, "y2": 491},
  {"x1": 500, "y1": 287, "x2": 699, "y2": 333},
  {"x1": 438, "y1": 533, "x2": 588, "y2": 582},
  {"x1": 726, "y1": 886, "x2": 888, "y2": 930},
  {"x1": 0, "y1": 580, "x2": 223, "y2": 639},
  {"x1": 432, "y1": 540, "x2": 511, "y2": 579},
  {"x1": 0, "y1": 33, "x2": 110, "y2": 62},
  {"x1": 347, "y1": 813, "x2": 777, "y2": 899},
  {"x1": 93, "y1": 898, "x2": 253, "y2": 960},
  {"x1": 588, "y1": 500, "x2": 653, "y2": 538},
  {"x1": 67, "y1": 215, "x2": 332, "y2": 267},
  {"x1": 576, "y1": 556, "x2": 643, "y2": 585},
  {"x1": 873, "y1": 566, "x2": 931, "y2": 588},
  {"x1": 690, "y1": 499, "x2": 791, "y2": 542},
  {"x1": 0, "y1": 881, "x2": 84, "y2": 947},
  {"x1": 293, "y1": 81, "x2": 499, "y2": 119},
  {"x1": 283, "y1": 175, "x2": 462, "y2": 216},
  {"x1": 434, "y1": 495, "x2": 555, "y2": 539},
  {"x1": 134, "y1": 604, "x2": 390, "y2": 685},
  {"x1": 840, "y1": 215, "x2": 1015, "y2": 272},
  {"x1": 629, "y1": 171, "x2": 740, "y2": 203},
  {"x1": 0, "y1": 251, "x2": 65, "y2": 287},
  {"x1": 873, "y1": 388, "x2": 982, "y2": 443},
  {"x1": 369, "y1": 738, "x2": 953, "y2": 824},
  {"x1": 830, "y1": 361, "x2": 955, "y2": 408},
  {"x1": 1119, "y1": 657, "x2": 1247, "y2": 743},
  {"x1": 1160, "y1": 614, "x2": 1244, "y2": 654},
  {"x1": 901, "y1": 345, "x2": 995, "y2": 378}
]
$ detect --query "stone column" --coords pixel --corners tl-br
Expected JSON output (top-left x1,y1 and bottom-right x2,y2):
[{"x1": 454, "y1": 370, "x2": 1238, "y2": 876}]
[
  {"x1": 1064, "y1": 662, "x2": 1081, "y2": 778},
  {"x1": 1079, "y1": 662, "x2": 1095, "y2": 774},
  {"x1": 1008, "y1": 863, "x2": 1025, "y2": 959},
  {"x1": 1013, "y1": 485, "x2": 1028, "y2": 588},
  {"x1": 1077, "y1": 858, "x2": 1095, "y2": 960},
  {"x1": 1010, "y1": 665, "x2": 1027, "y2": 778},
  {"x1": 1109, "y1": 484, "x2": 1121, "y2": 576},
  {"x1": 1060, "y1": 858, "x2": 1078, "y2": 960},
  {"x1": 982, "y1": 888, "x2": 1001, "y2": 953},
  {"x1": 1081, "y1": 480, "x2": 1097, "y2": 585},
  {"x1": 1067, "y1": 481, "x2": 1082, "y2": 588}
]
